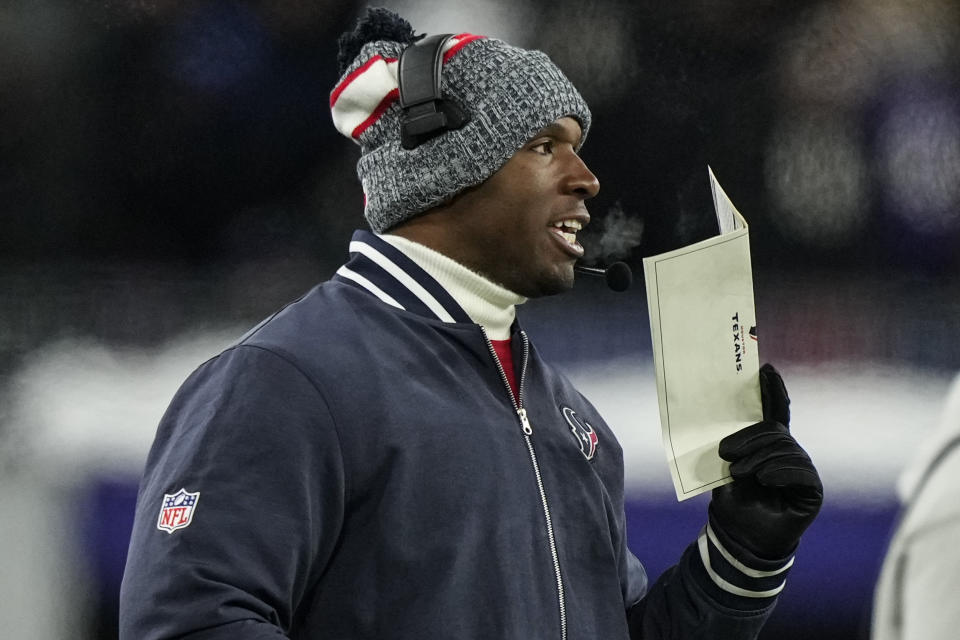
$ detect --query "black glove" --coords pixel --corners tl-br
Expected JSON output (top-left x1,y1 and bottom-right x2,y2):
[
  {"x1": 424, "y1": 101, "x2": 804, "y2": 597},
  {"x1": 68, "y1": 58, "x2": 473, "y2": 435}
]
[{"x1": 709, "y1": 363, "x2": 823, "y2": 560}]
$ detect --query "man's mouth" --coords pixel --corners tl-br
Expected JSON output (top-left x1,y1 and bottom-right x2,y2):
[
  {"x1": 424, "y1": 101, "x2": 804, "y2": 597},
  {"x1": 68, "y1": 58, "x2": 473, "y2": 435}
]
[{"x1": 550, "y1": 219, "x2": 583, "y2": 251}]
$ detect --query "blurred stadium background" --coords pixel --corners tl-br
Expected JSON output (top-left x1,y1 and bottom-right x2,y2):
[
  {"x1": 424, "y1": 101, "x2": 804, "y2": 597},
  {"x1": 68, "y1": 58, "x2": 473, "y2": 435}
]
[{"x1": 2, "y1": 0, "x2": 959, "y2": 638}]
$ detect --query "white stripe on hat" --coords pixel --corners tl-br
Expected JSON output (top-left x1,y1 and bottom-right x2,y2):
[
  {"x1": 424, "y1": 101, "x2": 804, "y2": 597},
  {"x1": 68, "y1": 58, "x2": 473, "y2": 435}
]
[
  {"x1": 330, "y1": 55, "x2": 400, "y2": 140},
  {"x1": 330, "y1": 34, "x2": 484, "y2": 142}
]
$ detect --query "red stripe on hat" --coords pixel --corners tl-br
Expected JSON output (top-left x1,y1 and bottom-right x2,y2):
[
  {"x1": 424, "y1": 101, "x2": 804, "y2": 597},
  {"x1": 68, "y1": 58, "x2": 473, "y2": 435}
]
[
  {"x1": 338, "y1": 35, "x2": 484, "y2": 140},
  {"x1": 351, "y1": 87, "x2": 400, "y2": 139},
  {"x1": 443, "y1": 34, "x2": 485, "y2": 62},
  {"x1": 330, "y1": 54, "x2": 399, "y2": 108}
]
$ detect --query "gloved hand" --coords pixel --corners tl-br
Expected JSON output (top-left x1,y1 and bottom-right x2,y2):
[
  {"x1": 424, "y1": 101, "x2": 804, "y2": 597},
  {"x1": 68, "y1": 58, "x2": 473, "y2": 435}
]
[{"x1": 709, "y1": 363, "x2": 823, "y2": 560}]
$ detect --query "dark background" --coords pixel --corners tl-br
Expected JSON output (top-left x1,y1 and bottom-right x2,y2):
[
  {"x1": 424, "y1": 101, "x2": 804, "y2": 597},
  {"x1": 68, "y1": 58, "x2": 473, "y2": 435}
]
[{"x1": 4, "y1": 0, "x2": 959, "y2": 366}]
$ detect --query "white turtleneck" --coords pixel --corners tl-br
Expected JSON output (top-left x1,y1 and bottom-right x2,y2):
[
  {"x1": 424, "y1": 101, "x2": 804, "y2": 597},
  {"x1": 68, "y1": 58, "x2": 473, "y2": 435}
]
[{"x1": 380, "y1": 234, "x2": 526, "y2": 340}]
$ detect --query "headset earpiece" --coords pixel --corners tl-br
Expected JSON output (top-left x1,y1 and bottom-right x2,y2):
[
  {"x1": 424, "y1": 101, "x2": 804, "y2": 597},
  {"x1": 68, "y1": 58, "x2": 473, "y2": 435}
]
[{"x1": 398, "y1": 34, "x2": 471, "y2": 150}]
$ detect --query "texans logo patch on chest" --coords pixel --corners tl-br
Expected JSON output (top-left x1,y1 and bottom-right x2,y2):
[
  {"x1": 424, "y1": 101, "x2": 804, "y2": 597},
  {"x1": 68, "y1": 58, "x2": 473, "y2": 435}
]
[{"x1": 562, "y1": 406, "x2": 598, "y2": 460}]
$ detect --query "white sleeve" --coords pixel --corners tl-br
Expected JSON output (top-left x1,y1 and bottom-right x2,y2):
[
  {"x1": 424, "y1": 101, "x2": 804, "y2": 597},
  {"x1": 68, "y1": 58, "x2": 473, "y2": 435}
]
[{"x1": 898, "y1": 516, "x2": 960, "y2": 639}]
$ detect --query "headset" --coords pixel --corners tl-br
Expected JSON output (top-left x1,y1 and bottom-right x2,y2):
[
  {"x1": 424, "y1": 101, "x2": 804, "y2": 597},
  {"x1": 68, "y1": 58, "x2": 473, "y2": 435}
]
[{"x1": 397, "y1": 34, "x2": 471, "y2": 150}]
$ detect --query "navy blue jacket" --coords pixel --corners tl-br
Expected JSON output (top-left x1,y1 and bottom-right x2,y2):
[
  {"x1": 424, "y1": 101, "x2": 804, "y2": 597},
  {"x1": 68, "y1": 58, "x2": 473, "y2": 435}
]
[{"x1": 119, "y1": 230, "x2": 780, "y2": 639}]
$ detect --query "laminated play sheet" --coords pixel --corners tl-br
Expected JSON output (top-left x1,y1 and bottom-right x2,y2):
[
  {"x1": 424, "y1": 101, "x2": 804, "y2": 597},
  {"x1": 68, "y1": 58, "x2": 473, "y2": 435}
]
[{"x1": 642, "y1": 167, "x2": 762, "y2": 501}]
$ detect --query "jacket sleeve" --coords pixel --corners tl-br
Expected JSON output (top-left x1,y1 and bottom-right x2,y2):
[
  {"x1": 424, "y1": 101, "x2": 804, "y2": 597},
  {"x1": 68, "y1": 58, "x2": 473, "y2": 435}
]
[
  {"x1": 892, "y1": 518, "x2": 960, "y2": 639},
  {"x1": 626, "y1": 521, "x2": 790, "y2": 639},
  {"x1": 119, "y1": 345, "x2": 346, "y2": 640}
]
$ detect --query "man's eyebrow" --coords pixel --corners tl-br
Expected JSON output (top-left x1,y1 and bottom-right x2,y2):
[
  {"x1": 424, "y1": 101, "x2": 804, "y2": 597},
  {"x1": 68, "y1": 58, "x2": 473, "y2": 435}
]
[{"x1": 530, "y1": 121, "x2": 581, "y2": 142}]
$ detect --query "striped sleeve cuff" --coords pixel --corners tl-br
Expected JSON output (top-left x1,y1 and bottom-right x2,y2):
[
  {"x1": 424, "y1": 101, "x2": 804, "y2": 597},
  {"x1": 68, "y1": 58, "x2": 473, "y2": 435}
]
[{"x1": 696, "y1": 522, "x2": 794, "y2": 600}]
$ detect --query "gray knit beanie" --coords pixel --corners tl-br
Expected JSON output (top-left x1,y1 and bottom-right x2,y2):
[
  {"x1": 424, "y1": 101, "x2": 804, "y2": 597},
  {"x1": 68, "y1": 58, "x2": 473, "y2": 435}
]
[{"x1": 330, "y1": 8, "x2": 592, "y2": 233}]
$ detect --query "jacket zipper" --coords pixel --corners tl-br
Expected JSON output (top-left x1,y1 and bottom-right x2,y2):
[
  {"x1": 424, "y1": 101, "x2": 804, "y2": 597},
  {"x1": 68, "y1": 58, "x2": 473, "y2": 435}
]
[{"x1": 480, "y1": 327, "x2": 567, "y2": 640}]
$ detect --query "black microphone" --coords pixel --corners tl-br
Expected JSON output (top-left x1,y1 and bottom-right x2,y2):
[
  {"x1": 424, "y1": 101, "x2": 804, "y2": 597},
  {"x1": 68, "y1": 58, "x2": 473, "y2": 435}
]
[{"x1": 574, "y1": 262, "x2": 633, "y2": 292}]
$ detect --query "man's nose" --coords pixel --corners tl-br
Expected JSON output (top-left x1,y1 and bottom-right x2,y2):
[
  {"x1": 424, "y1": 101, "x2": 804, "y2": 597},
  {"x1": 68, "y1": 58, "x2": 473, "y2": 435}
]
[{"x1": 565, "y1": 153, "x2": 600, "y2": 199}]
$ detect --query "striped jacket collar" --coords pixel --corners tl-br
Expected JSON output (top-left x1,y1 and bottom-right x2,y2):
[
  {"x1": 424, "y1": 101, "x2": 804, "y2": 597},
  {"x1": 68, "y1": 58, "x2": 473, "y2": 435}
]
[{"x1": 333, "y1": 230, "x2": 473, "y2": 324}]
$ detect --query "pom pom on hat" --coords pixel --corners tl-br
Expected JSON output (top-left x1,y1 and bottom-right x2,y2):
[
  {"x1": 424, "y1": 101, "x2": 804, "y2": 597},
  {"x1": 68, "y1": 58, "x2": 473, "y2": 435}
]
[
  {"x1": 330, "y1": 7, "x2": 591, "y2": 233},
  {"x1": 336, "y1": 7, "x2": 422, "y2": 75}
]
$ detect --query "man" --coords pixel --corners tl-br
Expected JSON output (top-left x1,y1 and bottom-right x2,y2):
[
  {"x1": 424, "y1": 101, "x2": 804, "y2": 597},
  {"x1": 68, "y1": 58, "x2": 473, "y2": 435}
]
[
  {"x1": 872, "y1": 372, "x2": 960, "y2": 639},
  {"x1": 120, "y1": 8, "x2": 822, "y2": 639}
]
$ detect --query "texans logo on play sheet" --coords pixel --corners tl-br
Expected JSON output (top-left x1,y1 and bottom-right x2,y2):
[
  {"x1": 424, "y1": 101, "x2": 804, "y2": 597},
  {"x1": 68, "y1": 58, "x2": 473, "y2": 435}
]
[{"x1": 562, "y1": 407, "x2": 598, "y2": 460}]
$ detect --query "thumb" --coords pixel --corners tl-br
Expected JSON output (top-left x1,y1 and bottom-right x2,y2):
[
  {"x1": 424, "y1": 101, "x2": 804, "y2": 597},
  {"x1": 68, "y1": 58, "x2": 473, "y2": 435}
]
[{"x1": 760, "y1": 363, "x2": 790, "y2": 427}]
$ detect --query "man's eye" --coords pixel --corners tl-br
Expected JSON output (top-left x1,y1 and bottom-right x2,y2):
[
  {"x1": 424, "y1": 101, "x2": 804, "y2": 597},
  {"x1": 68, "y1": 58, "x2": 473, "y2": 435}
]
[{"x1": 532, "y1": 140, "x2": 554, "y2": 155}]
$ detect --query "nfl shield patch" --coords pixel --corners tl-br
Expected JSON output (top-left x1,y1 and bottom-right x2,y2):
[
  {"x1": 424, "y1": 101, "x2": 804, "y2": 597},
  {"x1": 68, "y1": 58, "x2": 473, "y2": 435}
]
[{"x1": 157, "y1": 488, "x2": 200, "y2": 534}]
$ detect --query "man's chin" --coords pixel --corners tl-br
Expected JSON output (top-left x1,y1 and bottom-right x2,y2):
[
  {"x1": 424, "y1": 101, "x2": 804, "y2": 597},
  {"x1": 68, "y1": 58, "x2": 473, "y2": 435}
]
[{"x1": 517, "y1": 266, "x2": 575, "y2": 298}]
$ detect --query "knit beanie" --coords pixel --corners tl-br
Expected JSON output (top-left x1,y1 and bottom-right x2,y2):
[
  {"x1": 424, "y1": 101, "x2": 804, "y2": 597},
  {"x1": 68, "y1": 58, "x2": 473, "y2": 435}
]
[{"x1": 330, "y1": 7, "x2": 592, "y2": 233}]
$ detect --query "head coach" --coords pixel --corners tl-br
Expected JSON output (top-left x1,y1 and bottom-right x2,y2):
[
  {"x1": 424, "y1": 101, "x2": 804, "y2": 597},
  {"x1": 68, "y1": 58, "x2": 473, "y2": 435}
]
[{"x1": 119, "y1": 7, "x2": 822, "y2": 639}]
